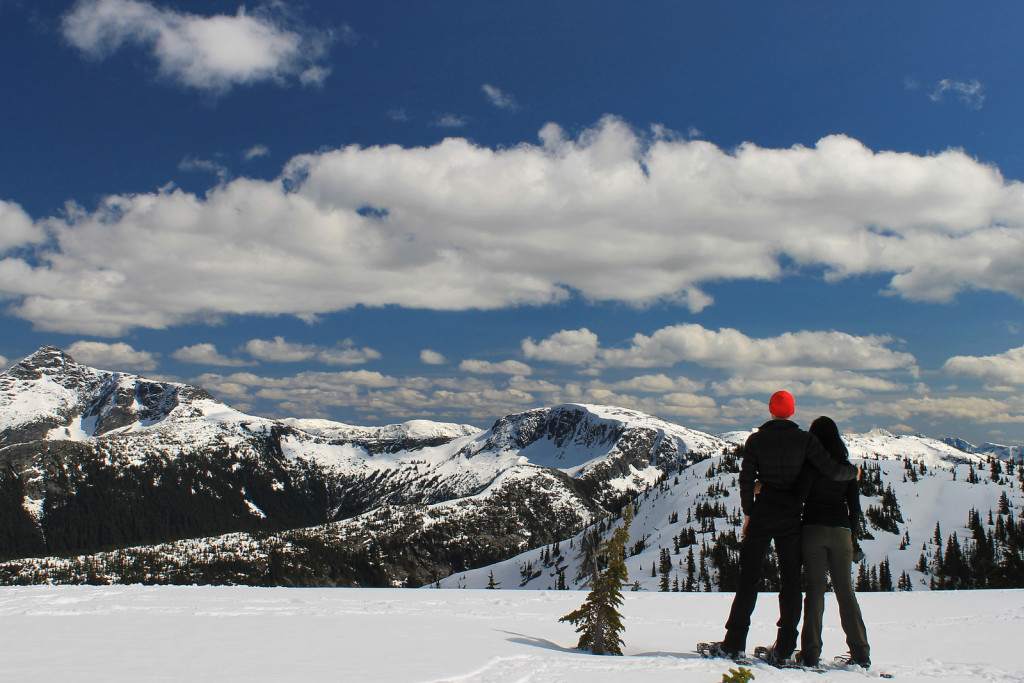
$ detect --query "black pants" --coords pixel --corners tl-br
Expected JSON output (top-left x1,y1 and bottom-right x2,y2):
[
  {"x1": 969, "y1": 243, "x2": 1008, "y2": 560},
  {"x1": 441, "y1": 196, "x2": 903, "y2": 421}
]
[{"x1": 723, "y1": 503, "x2": 803, "y2": 655}]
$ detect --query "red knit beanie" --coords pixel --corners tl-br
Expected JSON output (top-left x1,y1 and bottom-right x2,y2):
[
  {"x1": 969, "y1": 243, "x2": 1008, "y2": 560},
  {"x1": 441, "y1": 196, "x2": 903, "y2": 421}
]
[{"x1": 769, "y1": 390, "x2": 795, "y2": 418}]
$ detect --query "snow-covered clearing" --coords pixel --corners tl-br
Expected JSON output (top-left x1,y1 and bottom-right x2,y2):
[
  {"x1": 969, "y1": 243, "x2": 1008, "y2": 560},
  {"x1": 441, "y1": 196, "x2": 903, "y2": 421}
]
[{"x1": 1, "y1": 586, "x2": 1020, "y2": 682}]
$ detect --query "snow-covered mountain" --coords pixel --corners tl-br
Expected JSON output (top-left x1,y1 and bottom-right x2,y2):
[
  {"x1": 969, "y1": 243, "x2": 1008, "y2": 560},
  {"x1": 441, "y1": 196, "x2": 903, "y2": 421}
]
[
  {"x1": 0, "y1": 345, "x2": 224, "y2": 447},
  {"x1": 940, "y1": 436, "x2": 1024, "y2": 462},
  {"x1": 280, "y1": 417, "x2": 480, "y2": 454},
  {"x1": 0, "y1": 347, "x2": 727, "y2": 582},
  {"x1": 2, "y1": 346, "x2": 1019, "y2": 590}
]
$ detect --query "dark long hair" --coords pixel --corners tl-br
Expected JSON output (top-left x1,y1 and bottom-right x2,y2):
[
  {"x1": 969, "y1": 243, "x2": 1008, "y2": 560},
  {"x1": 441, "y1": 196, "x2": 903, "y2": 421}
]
[{"x1": 809, "y1": 416, "x2": 850, "y2": 463}]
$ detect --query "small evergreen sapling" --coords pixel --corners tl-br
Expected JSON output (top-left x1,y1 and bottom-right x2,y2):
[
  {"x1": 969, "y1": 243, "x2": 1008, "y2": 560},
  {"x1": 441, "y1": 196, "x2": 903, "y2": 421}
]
[
  {"x1": 560, "y1": 505, "x2": 632, "y2": 655},
  {"x1": 722, "y1": 666, "x2": 755, "y2": 682}
]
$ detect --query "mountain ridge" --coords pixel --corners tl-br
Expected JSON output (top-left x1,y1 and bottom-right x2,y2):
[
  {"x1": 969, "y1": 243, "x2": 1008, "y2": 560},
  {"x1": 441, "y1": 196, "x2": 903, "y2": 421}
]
[
  {"x1": 0, "y1": 347, "x2": 725, "y2": 580},
  {"x1": 0, "y1": 345, "x2": 1019, "y2": 589}
]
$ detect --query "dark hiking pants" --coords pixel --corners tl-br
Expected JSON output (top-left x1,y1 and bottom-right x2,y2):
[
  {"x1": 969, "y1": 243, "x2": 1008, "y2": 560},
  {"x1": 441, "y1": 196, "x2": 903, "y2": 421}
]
[
  {"x1": 723, "y1": 505, "x2": 803, "y2": 656},
  {"x1": 800, "y1": 524, "x2": 869, "y2": 663}
]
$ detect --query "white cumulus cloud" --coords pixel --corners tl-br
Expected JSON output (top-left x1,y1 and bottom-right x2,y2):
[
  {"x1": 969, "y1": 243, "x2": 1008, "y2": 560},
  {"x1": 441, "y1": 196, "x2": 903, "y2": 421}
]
[
  {"x1": 67, "y1": 340, "x2": 158, "y2": 371},
  {"x1": 3, "y1": 118, "x2": 1024, "y2": 334},
  {"x1": 521, "y1": 328, "x2": 599, "y2": 364},
  {"x1": 60, "y1": 0, "x2": 333, "y2": 93},
  {"x1": 527, "y1": 323, "x2": 916, "y2": 373},
  {"x1": 420, "y1": 349, "x2": 447, "y2": 365},
  {"x1": 589, "y1": 373, "x2": 704, "y2": 394},
  {"x1": 0, "y1": 200, "x2": 47, "y2": 251},
  {"x1": 863, "y1": 395, "x2": 1024, "y2": 425},
  {"x1": 459, "y1": 359, "x2": 532, "y2": 375},
  {"x1": 172, "y1": 342, "x2": 253, "y2": 367},
  {"x1": 943, "y1": 346, "x2": 1024, "y2": 386},
  {"x1": 243, "y1": 336, "x2": 380, "y2": 365},
  {"x1": 316, "y1": 342, "x2": 382, "y2": 366}
]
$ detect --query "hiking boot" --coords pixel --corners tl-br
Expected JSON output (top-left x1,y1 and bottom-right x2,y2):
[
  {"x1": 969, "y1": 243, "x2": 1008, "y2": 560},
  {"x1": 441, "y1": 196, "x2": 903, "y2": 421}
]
[
  {"x1": 705, "y1": 641, "x2": 745, "y2": 660},
  {"x1": 836, "y1": 651, "x2": 871, "y2": 668},
  {"x1": 794, "y1": 651, "x2": 820, "y2": 667},
  {"x1": 760, "y1": 646, "x2": 794, "y2": 666}
]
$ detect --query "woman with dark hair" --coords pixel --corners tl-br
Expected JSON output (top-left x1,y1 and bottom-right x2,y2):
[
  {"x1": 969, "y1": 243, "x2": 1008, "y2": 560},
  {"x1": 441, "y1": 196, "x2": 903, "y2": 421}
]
[{"x1": 797, "y1": 416, "x2": 870, "y2": 668}]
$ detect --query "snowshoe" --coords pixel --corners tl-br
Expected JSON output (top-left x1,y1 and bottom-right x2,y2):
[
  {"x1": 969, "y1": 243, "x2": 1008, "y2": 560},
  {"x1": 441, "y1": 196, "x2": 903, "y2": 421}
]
[
  {"x1": 697, "y1": 641, "x2": 751, "y2": 664},
  {"x1": 834, "y1": 653, "x2": 894, "y2": 678},
  {"x1": 753, "y1": 646, "x2": 824, "y2": 672}
]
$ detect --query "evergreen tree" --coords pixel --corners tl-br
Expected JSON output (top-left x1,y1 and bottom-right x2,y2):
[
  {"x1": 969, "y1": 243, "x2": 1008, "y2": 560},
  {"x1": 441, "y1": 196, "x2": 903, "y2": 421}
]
[
  {"x1": 658, "y1": 547, "x2": 672, "y2": 592},
  {"x1": 574, "y1": 528, "x2": 602, "y2": 586},
  {"x1": 855, "y1": 561, "x2": 871, "y2": 591},
  {"x1": 878, "y1": 556, "x2": 893, "y2": 591},
  {"x1": 942, "y1": 532, "x2": 968, "y2": 589},
  {"x1": 560, "y1": 506, "x2": 632, "y2": 655},
  {"x1": 486, "y1": 570, "x2": 500, "y2": 589},
  {"x1": 991, "y1": 458, "x2": 1002, "y2": 482}
]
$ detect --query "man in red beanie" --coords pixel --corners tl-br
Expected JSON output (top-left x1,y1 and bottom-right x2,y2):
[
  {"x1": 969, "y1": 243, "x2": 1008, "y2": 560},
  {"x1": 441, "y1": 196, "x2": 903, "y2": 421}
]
[{"x1": 702, "y1": 390, "x2": 859, "y2": 666}]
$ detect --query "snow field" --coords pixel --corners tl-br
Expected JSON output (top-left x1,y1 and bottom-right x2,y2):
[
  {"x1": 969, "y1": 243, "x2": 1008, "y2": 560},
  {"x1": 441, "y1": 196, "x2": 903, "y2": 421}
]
[{"x1": 0, "y1": 585, "x2": 1020, "y2": 682}]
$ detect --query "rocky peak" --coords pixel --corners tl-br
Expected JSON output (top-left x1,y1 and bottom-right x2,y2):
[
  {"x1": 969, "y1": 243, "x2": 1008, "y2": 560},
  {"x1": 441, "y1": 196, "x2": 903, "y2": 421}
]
[
  {"x1": 0, "y1": 346, "x2": 217, "y2": 442},
  {"x1": 6, "y1": 346, "x2": 81, "y2": 382},
  {"x1": 458, "y1": 403, "x2": 726, "y2": 476},
  {"x1": 471, "y1": 404, "x2": 623, "y2": 455}
]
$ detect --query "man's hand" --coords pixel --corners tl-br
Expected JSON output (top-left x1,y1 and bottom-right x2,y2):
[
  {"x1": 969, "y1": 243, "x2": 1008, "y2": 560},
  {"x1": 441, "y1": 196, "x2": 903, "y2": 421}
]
[
  {"x1": 753, "y1": 480, "x2": 763, "y2": 496},
  {"x1": 742, "y1": 515, "x2": 751, "y2": 537}
]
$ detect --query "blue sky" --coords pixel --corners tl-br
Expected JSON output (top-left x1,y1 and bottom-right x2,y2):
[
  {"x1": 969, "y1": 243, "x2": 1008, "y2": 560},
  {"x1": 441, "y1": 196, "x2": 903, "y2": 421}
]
[{"x1": 2, "y1": 1, "x2": 1023, "y2": 444}]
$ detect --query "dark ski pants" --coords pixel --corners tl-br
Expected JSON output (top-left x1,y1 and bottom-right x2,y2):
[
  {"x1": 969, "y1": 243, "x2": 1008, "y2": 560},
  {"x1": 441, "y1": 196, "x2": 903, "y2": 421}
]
[
  {"x1": 723, "y1": 513, "x2": 803, "y2": 656},
  {"x1": 801, "y1": 524, "x2": 869, "y2": 663}
]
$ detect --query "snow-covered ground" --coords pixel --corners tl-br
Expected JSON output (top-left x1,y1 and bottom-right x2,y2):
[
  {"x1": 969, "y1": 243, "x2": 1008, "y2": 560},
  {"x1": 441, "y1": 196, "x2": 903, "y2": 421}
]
[{"x1": 1, "y1": 586, "x2": 1020, "y2": 682}]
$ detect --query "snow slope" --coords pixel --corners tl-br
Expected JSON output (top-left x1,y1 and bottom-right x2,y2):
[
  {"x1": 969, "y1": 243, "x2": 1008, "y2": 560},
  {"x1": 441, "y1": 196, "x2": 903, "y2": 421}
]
[
  {"x1": 282, "y1": 417, "x2": 481, "y2": 442},
  {"x1": 442, "y1": 446, "x2": 1023, "y2": 593},
  {"x1": 0, "y1": 585, "x2": 1019, "y2": 682}
]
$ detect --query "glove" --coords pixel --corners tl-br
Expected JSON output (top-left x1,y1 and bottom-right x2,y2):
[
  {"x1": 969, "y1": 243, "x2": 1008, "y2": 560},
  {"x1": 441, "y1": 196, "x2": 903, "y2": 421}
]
[{"x1": 852, "y1": 540, "x2": 865, "y2": 564}]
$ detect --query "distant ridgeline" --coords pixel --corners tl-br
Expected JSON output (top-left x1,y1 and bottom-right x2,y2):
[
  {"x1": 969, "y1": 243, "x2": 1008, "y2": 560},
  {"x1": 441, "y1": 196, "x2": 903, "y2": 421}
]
[
  {"x1": 0, "y1": 347, "x2": 724, "y2": 586},
  {"x1": 1, "y1": 346, "x2": 1021, "y2": 589}
]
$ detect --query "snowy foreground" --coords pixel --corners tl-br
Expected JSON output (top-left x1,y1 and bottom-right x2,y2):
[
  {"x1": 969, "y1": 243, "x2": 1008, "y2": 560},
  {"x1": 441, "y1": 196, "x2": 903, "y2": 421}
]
[{"x1": 1, "y1": 586, "x2": 1021, "y2": 682}]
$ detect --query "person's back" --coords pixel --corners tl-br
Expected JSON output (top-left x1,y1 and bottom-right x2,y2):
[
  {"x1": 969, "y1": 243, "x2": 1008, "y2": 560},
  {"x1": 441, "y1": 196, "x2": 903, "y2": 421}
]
[
  {"x1": 741, "y1": 419, "x2": 835, "y2": 510},
  {"x1": 801, "y1": 471, "x2": 859, "y2": 528}
]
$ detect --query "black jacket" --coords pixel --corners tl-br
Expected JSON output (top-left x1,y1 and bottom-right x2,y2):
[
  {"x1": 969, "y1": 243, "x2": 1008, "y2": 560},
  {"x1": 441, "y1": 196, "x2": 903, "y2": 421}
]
[
  {"x1": 739, "y1": 419, "x2": 858, "y2": 517},
  {"x1": 795, "y1": 460, "x2": 862, "y2": 530}
]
